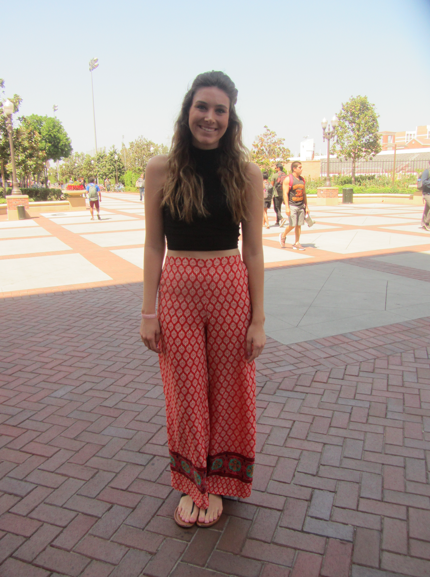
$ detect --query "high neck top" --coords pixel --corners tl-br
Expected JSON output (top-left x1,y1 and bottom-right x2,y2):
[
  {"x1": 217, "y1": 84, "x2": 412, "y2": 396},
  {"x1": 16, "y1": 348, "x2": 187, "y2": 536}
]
[{"x1": 162, "y1": 146, "x2": 240, "y2": 251}]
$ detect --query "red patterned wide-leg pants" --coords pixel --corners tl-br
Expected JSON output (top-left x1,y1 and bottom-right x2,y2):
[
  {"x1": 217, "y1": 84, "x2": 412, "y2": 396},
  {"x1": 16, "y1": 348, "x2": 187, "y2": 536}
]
[{"x1": 158, "y1": 255, "x2": 256, "y2": 510}]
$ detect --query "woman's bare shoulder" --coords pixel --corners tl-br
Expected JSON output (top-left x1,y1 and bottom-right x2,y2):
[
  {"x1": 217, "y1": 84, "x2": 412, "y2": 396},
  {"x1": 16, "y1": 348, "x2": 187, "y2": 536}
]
[
  {"x1": 146, "y1": 155, "x2": 169, "y2": 176},
  {"x1": 245, "y1": 162, "x2": 263, "y2": 183}
]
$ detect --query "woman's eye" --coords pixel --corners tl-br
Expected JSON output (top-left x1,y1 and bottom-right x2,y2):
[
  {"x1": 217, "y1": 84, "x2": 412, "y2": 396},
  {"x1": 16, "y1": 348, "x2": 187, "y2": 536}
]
[{"x1": 216, "y1": 109, "x2": 226, "y2": 114}]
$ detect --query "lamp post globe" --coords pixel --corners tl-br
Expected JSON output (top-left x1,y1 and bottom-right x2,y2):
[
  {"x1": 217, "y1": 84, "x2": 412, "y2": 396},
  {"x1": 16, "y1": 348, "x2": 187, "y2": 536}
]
[{"x1": 3, "y1": 99, "x2": 14, "y2": 116}]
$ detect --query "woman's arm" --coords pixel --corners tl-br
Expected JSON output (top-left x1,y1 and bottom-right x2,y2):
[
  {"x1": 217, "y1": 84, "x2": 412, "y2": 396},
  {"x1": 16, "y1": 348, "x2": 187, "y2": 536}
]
[
  {"x1": 140, "y1": 155, "x2": 167, "y2": 353},
  {"x1": 241, "y1": 162, "x2": 266, "y2": 363}
]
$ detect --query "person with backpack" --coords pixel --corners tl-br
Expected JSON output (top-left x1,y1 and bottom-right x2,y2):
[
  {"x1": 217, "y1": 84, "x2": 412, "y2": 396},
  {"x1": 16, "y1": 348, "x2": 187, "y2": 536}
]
[
  {"x1": 262, "y1": 171, "x2": 273, "y2": 228},
  {"x1": 279, "y1": 161, "x2": 308, "y2": 250},
  {"x1": 271, "y1": 163, "x2": 286, "y2": 227},
  {"x1": 86, "y1": 178, "x2": 101, "y2": 220},
  {"x1": 419, "y1": 161, "x2": 430, "y2": 230},
  {"x1": 136, "y1": 173, "x2": 145, "y2": 201}
]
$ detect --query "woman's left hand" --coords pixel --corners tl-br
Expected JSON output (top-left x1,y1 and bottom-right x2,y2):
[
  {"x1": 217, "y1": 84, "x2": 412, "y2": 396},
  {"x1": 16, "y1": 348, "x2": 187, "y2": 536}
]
[{"x1": 245, "y1": 321, "x2": 266, "y2": 363}]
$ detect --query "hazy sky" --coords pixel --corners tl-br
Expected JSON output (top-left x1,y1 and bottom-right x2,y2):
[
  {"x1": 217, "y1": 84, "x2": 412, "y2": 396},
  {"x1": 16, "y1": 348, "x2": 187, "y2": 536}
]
[{"x1": 2, "y1": 0, "x2": 429, "y2": 158}]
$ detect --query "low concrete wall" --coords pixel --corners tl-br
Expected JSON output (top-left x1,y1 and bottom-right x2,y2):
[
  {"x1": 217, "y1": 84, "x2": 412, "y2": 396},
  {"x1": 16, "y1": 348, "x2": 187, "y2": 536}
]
[
  {"x1": 26, "y1": 201, "x2": 86, "y2": 217},
  {"x1": 1, "y1": 200, "x2": 87, "y2": 220}
]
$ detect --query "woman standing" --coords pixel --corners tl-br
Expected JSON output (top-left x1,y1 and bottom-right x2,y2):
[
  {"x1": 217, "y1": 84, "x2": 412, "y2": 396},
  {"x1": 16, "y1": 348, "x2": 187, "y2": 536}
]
[
  {"x1": 140, "y1": 71, "x2": 265, "y2": 528},
  {"x1": 263, "y1": 171, "x2": 273, "y2": 229}
]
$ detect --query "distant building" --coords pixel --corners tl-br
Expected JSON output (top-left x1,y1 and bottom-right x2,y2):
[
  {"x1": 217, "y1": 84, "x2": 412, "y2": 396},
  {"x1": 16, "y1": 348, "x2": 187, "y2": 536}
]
[
  {"x1": 299, "y1": 138, "x2": 315, "y2": 160},
  {"x1": 380, "y1": 125, "x2": 430, "y2": 150}
]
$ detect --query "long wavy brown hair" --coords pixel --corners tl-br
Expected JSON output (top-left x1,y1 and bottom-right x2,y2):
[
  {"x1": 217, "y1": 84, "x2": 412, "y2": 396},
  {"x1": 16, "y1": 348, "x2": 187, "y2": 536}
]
[{"x1": 162, "y1": 71, "x2": 249, "y2": 224}]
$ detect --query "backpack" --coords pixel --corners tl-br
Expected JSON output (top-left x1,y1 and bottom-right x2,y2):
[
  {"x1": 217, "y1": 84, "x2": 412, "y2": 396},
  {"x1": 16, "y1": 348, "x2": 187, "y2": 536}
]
[
  {"x1": 264, "y1": 182, "x2": 273, "y2": 201},
  {"x1": 274, "y1": 173, "x2": 287, "y2": 196},
  {"x1": 88, "y1": 184, "x2": 98, "y2": 200},
  {"x1": 289, "y1": 174, "x2": 306, "y2": 187}
]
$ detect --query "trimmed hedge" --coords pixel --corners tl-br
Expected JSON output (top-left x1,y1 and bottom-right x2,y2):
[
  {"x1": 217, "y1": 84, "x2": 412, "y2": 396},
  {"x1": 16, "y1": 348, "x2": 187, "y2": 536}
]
[
  {"x1": 4, "y1": 188, "x2": 63, "y2": 201},
  {"x1": 306, "y1": 186, "x2": 413, "y2": 195}
]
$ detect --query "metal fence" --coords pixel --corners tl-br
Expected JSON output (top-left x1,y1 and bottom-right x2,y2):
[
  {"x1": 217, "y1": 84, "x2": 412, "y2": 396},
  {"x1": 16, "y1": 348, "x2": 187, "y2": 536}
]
[{"x1": 321, "y1": 159, "x2": 429, "y2": 177}]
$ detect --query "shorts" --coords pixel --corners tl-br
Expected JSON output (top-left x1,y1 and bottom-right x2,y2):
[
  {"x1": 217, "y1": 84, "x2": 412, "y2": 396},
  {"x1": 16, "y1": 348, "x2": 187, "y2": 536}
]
[
  {"x1": 264, "y1": 200, "x2": 271, "y2": 209},
  {"x1": 288, "y1": 205, "x2": 305, "y2": 227},
  {"x1": 90, "y1": 200, "x2": 100, "y2": 210}
]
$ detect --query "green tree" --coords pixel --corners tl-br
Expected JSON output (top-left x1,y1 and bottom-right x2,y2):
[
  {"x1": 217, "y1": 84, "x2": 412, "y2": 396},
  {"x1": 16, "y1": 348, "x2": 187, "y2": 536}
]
[
  {"x1": 59, "y1": 152, "x2": 86, "y2": 182},
  {"x1": 125, "y1": 137, "x2": 168, "y2": 173},
  {"x1": 13, "y1": 118, "x2": 46, "y2": 186},
  {"x1": 331, "y1": 95, "x2": 381, "y2": 184},
  {"x1": 0, "y1": 80, "x2": 22, "y2": 191},
  {"x1": 251, "y1": 126, "x2": 291, "y2": 172},
  {"x1": 25, "y1": 114, "x2": 72, "y2": 162},
  {"x1": 96, "y1": 147, "x2": 125, "y2": 183}
]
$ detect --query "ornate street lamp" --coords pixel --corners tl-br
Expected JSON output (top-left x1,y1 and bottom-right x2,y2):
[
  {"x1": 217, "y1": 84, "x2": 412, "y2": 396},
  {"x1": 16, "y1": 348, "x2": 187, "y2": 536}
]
[
  {"x1": 2, "y1": 99, "x2": 21, "y2": 195},
  {"x1": 89, "y1": 57, "x2": 99, "y2": 183},
  {"x1": 321, "y1": 116, "x2": 338, "y2": 187}
]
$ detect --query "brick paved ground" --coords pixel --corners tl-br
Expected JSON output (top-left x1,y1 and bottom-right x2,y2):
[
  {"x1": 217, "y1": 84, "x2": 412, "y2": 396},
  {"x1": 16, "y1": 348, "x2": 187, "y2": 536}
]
[
  {"x1": 1, "y1": 277, "x2": 430, "y2": 577},
  {"x1": 1, "y1": 197, "x2": 430, "y2": 576}
]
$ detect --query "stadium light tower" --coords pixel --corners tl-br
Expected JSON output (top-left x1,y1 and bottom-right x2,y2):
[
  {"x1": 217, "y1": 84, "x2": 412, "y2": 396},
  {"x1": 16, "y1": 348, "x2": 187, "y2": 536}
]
[{"x1": 89, "y1": 57, "x2": 99, "y2": 183}]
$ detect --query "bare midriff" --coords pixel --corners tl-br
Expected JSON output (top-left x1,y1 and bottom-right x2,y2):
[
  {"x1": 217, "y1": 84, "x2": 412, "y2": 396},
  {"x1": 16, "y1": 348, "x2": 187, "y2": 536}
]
[{"x1": 166, "y1": 248, "x2": 240, "y2": 260}]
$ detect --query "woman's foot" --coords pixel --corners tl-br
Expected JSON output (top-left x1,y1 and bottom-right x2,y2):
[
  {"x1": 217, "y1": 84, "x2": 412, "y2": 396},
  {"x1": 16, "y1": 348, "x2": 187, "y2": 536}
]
[
  {"x1": 292, "y1": 243, "x2": 305, "y2": 251},
  {"x1": 197, "y1": 494, "x2": 223, "y2": 527},
  {"x1": 174, "y1": 494, "x2": 198, "y2": 527}
]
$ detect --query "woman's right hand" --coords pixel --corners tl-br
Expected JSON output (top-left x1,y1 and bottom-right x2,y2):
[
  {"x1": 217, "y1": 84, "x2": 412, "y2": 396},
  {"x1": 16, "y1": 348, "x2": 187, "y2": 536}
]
[{"x1": 140, "y1": 318, "x2": 161, "y2": 353}]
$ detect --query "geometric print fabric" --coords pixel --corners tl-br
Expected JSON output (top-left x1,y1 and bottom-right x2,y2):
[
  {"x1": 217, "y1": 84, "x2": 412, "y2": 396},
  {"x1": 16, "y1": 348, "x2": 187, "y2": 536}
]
[{"x1": 158, "y1": 255, "x2": 256, "y2": 510}]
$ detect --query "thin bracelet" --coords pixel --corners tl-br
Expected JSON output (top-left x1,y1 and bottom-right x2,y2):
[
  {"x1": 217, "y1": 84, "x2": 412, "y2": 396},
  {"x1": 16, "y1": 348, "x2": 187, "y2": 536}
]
[{"x1": 141, "y1": 312, "x2": 157, "y2": 319}]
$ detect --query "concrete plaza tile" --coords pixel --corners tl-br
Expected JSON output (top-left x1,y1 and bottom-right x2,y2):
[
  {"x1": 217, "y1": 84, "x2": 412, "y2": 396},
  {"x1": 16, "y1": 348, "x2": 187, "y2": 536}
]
[
  {"x1": 41, "y1": 211, "x2": 93, "y2": 218},
  {"x1": 266, "y1": 326, "x2": 316, "y2": 345},
  {"x1": 111, "y1": 248, "x2": 144, "y2": 269},
  {"x1": 0, "y1": 220, "x2": 39, "y2": 229},
  {"x1": 0, "y1": 237, "x2": 71, "y2": 257},
  {"x1": 50, "y1": 215, "x2": 138, "y2": 225},
  {"x1": 297, "y1": 305, "x2": 367, "y2": 327},
  {"x1": 387, "y1": 301, "x2": 430, "y2": 318},
  {"x1": 379, "y1": 224, "x2": 429, "y2": 234},
  {"x1": 82, "y1": 230, "x2": 145, "y2": 248},
  {"x1": 63, "y1": 221, "x2": 145, "y2": 234},
  {"x1": 287, "y1": 310, "x2": 410, "y2": 342},
  {"x1": 312, "y1": 216, "x2": 414, "y2": 226},
  {"x1": 300, "y1": 229, "x2": 430, "y2": 255},
  {"x1": 264, "y1": 305, "x2": 315, "y2": 327},
  {"x1": 263, "y1": 246, "x2": 311, "y2": 263},
  {"x1": 373, "y1": 251, "x2": 430, "y2": 271},
  {"x1": 0, "y1": 228, "x2": 51, "y2": 239},
  {"x1": 0, "y1": 254, "x2": 111, "y2": 293}
]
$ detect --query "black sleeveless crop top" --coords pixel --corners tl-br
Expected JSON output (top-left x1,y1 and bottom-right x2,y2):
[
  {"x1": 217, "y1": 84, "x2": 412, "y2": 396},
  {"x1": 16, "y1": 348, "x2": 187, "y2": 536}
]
[{"x1": 163, "y1": 146, "x2": 240, "y2": 251}]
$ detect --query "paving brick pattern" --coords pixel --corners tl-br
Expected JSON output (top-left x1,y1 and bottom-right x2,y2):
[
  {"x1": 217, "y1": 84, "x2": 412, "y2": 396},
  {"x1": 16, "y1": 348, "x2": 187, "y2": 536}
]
[{"x1": 1, "y1": 279, "x2": 430, "y2": 576}]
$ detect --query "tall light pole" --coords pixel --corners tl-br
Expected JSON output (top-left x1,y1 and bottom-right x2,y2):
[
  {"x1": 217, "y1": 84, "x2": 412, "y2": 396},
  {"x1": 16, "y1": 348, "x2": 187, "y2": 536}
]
[
  {"x1": 115, "y1": 154, "x2": 118, "y2": 185},
  {"x1": 89, "y1": 57, "x2": 99, "y2": 183},
  {"x1": 52, "y1": 106, "x2": 59, "y2": 182},
  {"x1": 2, "y1": 100, "x2": 21, "y2": 195},
  {"x1": 122, "y1": 135, "x2": 127, "y2": 169},
  {"x1": 321, "y1": 116, "x2": 339, "y2": 187}
]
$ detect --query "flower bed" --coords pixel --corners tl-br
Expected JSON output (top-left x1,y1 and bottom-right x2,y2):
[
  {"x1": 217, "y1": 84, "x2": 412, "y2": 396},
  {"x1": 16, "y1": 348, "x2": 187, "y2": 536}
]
[{"x1": 66, "y1": 184, "x2": 85, "y2": 191}]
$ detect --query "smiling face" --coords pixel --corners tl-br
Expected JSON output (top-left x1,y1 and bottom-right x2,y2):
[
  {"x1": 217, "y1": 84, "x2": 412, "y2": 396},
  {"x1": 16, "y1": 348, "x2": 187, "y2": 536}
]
[{"x1": 188, "y1": 87, "x2": 230, "y2": 150}]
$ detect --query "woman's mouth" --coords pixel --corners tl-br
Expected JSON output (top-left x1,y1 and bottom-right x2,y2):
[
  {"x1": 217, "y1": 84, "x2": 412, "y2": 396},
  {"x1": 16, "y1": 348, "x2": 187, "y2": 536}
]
[{"x1": 199, "y1": 125, "x2": 216, "y2": 133}]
